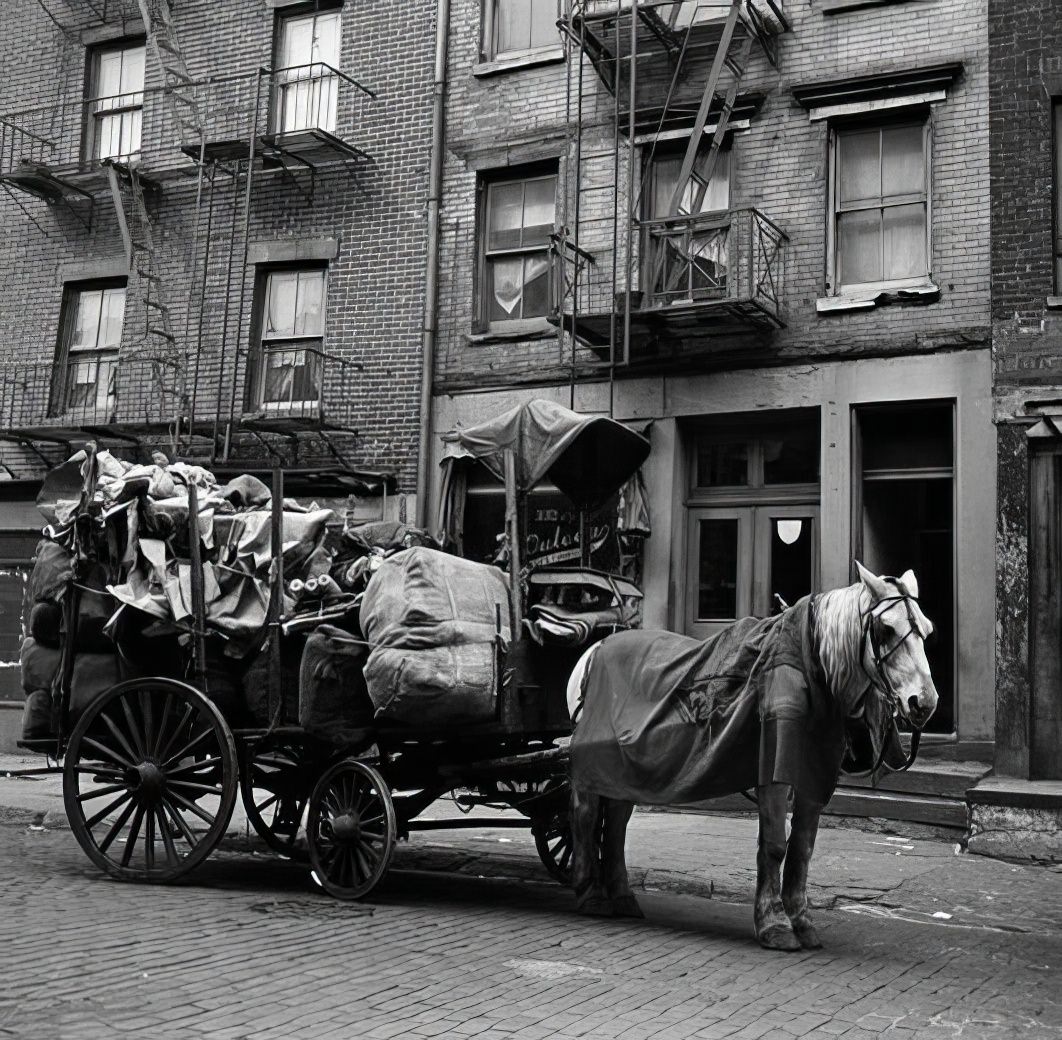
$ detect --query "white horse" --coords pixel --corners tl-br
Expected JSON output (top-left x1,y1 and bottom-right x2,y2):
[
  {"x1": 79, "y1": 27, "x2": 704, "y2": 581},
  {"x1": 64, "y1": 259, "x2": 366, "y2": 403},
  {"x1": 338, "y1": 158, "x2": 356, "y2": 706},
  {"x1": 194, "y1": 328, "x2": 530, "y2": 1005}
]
[{"x1": 565, "y1": 563, "x2": 938, "y2": 951}]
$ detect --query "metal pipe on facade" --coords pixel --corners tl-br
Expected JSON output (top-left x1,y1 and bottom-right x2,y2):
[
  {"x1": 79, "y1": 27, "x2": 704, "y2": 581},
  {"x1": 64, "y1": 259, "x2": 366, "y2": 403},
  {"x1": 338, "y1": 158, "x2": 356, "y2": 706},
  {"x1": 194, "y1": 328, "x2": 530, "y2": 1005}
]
[{"x1": 415, "y1": 0, "x2": 450, "y2": 530}]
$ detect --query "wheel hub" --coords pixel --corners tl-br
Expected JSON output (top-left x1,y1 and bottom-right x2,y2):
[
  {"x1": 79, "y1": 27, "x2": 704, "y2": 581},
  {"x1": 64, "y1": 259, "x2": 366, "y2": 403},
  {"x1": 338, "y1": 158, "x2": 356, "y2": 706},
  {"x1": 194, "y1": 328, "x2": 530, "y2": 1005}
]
[
  {"x1": 132, "y1": 761, "x2": 166, "y2": 800},
  {"x1": 331, "y1": 812, "x2": 361, "y2": 843}
]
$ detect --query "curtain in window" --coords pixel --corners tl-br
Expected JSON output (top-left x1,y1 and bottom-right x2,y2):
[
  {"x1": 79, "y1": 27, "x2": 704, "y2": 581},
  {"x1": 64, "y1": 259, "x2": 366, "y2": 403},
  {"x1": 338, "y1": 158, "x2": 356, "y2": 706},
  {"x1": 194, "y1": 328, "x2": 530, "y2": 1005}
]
[
  {"x1": 64, "y1": 286, "x2": 124, "y2": 417},
  {"x1": 261, "y1": 269, "x2": 326, "y2": 407},
  {"x1": 277, "y1": 11, "x2": 341, "y2": 133},
  {"x1": 494, "y1": 0, "x2": 556, "y2": 56},
  {"x1": 92, "y1": 45, "x2": 145, "y2": 160},
  {"x1": 485, "y1": 175, "x2": 556, "y2": 320}
]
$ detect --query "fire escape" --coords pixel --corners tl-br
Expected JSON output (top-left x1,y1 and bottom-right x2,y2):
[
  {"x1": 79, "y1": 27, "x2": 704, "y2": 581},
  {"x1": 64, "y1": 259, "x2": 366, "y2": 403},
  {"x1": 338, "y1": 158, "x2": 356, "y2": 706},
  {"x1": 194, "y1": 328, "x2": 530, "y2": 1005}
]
[
  {"x1": 0, "y1": 0, "x2": 379, "y2": 480},
  {"x1": 552, "y1": 0, "x2": 790, "y2": 372}
]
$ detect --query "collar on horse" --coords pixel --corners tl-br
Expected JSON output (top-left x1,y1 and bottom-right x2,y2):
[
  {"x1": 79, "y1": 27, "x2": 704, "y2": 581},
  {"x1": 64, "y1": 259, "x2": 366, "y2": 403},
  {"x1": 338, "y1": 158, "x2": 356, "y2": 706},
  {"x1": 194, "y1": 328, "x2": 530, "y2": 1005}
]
[{"x1": 810, "y1": 586, "x2": 925, "y2": 779}]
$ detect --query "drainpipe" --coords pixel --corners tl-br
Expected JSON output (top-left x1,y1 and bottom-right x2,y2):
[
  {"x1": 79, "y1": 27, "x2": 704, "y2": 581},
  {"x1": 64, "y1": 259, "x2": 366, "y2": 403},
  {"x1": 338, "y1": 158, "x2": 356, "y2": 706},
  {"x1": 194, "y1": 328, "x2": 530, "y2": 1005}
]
[{"x1": 415, "y1": 0, "x2": 450, "y2": 529}]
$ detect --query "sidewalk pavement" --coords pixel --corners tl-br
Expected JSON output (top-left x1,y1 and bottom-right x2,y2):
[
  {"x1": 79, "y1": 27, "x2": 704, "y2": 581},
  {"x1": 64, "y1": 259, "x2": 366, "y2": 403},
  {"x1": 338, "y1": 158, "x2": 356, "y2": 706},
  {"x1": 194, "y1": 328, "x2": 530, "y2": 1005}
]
[{"x1": 4, "y1": 752, "x2": 1062, "y2": 941}]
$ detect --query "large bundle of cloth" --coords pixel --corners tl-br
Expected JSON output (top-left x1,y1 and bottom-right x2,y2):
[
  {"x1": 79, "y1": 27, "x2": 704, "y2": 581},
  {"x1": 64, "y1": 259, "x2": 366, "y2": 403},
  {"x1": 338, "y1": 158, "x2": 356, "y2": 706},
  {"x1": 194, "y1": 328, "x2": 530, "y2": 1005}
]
[
  {"x1": 570, "y1": 597, "x2": 888, "y2": 807},
  {"x1": 360, "y1": 547, "x2": 511, "y2": 726}
]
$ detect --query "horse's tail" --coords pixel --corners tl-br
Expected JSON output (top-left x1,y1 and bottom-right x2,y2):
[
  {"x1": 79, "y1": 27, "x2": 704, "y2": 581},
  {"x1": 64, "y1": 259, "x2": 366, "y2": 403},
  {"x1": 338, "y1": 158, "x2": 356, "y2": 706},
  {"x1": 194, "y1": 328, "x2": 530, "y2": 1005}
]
[{"x1": 566, "y1": 640, "x2": 602, "y2": 724}]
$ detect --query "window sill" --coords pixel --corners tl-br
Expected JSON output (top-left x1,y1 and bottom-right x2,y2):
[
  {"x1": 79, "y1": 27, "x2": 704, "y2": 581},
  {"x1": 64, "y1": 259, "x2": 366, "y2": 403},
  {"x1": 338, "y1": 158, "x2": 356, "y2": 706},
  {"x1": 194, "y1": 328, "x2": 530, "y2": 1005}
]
[
  {"x1": 1046, "y1": 297, "x2": 1062, "y2": 310},
  {"x1": 819, "y1": 0, "x2": 929, "y2": 12},
  {"x1": 464, "y1": 316, "x2": 556, "y2": 344},
  {"x1": 816, "y1": 281, "x2": 940, "y2": 314},
  {"x1": 473, "y1": 46, "x2": 565, "y2": 78}
]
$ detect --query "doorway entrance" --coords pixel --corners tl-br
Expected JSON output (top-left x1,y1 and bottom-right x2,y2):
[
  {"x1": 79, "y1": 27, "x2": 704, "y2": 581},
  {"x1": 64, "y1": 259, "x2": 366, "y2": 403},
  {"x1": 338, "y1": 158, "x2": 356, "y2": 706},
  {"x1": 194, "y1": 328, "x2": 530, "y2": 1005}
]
[{"x1": 684, "y1": 411, "x2": 820, "y2": 639}]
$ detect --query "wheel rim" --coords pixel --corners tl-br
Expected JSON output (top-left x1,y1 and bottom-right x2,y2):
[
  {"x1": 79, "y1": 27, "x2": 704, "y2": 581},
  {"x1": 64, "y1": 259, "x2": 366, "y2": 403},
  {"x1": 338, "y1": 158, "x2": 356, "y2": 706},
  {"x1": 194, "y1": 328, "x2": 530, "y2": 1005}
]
[
  {"x1": 533, "y1": 778, "x2": 573, "y2": 885},
  {"x1": 63, "y1": 679, "x2": 237, "y2": 883},
  {"x1": 240, "y1": 737, "x2": 315, "y2": 861},
  {"x1": 307, "y1": 760, "x2": 395, "y2": 900}
]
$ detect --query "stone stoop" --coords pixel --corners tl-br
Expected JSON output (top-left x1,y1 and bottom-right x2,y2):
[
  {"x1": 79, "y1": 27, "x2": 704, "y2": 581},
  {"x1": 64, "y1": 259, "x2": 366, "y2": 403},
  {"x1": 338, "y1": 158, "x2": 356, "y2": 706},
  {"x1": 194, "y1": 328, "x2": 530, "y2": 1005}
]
[{"x1": 966, "y1": 777, "x2": 1062, "y2": 863}]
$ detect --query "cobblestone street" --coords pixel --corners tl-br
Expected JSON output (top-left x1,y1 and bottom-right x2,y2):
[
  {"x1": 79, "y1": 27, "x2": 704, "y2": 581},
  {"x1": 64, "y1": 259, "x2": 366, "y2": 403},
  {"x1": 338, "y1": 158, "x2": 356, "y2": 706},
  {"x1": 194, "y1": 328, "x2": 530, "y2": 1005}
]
[{"x1": 2, "y1": 785, "x2": 1061, "y2": 1040}]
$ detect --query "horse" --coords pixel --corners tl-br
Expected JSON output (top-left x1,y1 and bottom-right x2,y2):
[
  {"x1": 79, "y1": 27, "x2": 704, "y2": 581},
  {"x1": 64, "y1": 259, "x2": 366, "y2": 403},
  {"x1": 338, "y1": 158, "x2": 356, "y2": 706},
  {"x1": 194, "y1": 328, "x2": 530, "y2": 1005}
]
[{"x1": 564, "y1": 563, "x2": 938, "y2": 952}]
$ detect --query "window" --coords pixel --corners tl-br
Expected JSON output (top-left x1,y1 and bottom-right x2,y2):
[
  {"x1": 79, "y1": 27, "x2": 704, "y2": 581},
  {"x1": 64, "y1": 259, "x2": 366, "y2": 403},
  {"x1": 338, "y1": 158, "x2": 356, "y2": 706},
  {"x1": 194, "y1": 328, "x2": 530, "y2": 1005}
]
[
  {"x1": 88, "y1": 40, "x2": 145, "y2": 161},
  {"x1": 643, "y1": 144, "x2": 731, "y2": 304},
  {"x1": 830, "y1": 120, "x2": 929, "y2": 291},
  {"x1": 483, "y1": 0, "x2": 558, "y2": 60},
  {"x1": 479, "y1": 169, "x2": 557, "y2": 325},
  {"x1": 275, "y1": 8, "x2": 342, "y2": 134},
  {"x1": 53, "y1": 282, "x2": 125, "y2": 419},
  {"x1": 252, "y1": 267, "x2": 327, "y2": 411}
]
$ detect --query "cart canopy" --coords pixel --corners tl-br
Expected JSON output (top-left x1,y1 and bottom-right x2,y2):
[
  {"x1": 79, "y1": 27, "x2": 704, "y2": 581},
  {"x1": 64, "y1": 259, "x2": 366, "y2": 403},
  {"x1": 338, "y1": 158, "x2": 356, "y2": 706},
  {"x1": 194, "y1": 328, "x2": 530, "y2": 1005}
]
[{"x1": 440, "y1": 399, "x2": 650, "y2": 511}]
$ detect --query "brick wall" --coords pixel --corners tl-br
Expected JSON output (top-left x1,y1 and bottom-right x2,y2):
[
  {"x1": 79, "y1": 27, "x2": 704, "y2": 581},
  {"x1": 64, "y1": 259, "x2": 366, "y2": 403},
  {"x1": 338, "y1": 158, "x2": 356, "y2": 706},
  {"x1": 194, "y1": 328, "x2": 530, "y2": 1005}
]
[
  {"x1": 435, "y1": 0, "x2": 990, "y2": 393},
  {"x1": 0, "y1": 0, "x2": 434, "y2": 491}
]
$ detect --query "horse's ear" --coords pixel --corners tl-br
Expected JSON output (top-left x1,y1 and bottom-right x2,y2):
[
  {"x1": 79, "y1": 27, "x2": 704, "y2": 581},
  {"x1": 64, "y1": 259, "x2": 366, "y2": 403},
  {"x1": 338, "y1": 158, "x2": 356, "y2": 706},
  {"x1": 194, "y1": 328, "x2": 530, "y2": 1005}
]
[
  {"x1": 898, "y1": 569, "x2": 919, "y2": 598},
  {"x1": 855, "y1": 561, "x2": 890, "y2": 600}
]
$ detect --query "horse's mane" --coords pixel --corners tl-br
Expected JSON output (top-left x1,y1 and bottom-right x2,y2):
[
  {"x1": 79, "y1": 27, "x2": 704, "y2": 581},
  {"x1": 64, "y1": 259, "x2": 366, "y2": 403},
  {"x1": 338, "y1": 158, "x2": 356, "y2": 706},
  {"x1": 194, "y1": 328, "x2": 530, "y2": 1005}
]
[{"x1": 814, "y1": 581, "x2": 873, "y2": 715}]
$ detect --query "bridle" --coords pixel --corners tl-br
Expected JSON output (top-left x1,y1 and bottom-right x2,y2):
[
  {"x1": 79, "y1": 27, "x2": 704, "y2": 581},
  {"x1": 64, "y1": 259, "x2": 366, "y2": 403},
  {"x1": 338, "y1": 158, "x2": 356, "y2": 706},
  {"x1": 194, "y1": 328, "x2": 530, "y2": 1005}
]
[{"x1": 844, "y1": 586, "x2": 928, "y2": 777}]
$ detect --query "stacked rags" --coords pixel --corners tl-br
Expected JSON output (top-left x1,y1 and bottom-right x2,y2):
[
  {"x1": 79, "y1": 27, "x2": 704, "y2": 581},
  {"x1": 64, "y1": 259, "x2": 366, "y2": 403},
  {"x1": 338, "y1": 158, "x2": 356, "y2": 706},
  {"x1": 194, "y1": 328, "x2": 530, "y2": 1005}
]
[{"x1": 359, "y1": 547, "x2": 511, "y2": 726}]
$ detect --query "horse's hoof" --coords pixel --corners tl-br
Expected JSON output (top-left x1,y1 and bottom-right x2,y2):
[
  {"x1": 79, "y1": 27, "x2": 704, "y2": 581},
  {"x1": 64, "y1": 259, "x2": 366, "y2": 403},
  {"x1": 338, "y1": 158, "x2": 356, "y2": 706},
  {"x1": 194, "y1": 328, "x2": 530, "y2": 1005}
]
[
  {"x1": 577, "y1": 896, "x2": 614, "y2": 918},
  {"x1": 610, "y1": 894, "x2": 645, "y2": 919},
  {"x1": 792, "y1": 919, "x2": 823, "y2": 950},
  {"x1": 757, "y1": 924, "x2": 801, "y2": 952}
]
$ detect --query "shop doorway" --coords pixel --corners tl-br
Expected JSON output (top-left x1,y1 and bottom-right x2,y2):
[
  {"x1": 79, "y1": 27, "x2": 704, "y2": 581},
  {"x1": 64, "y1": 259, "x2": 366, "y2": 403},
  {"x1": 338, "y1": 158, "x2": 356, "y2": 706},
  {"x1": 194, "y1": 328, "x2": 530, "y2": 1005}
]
[
  {"x1": 684, "y1": 411, "x2": 820, "y2": 640},
  {"x1": 853, "y1": 402, "x2": 955, "y2": 734}
]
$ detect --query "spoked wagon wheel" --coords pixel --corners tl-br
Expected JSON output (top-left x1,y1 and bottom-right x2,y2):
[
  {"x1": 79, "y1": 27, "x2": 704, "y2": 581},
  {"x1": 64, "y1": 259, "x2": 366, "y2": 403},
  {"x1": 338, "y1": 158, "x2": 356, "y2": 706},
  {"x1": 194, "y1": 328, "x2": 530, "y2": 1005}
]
[
  {"x1": 307, "y1": 759, "x2": 396, "y2": 900},
  {"x1": 240, "y1": 735, "x2": 317, "y2": 862},
  {"x1": 532, "y1": 778, "x2": 574, "y2": 886},
  {"x1": 63, "y1": 678, "x2": 238, "y2": 883}
]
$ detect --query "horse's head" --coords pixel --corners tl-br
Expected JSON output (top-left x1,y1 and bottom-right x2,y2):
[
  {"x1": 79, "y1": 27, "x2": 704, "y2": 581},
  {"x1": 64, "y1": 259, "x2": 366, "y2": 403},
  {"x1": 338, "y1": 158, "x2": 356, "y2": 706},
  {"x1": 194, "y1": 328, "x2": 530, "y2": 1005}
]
[{"x1": 855, "y1": 562, "x2": 938, "y2": 730}]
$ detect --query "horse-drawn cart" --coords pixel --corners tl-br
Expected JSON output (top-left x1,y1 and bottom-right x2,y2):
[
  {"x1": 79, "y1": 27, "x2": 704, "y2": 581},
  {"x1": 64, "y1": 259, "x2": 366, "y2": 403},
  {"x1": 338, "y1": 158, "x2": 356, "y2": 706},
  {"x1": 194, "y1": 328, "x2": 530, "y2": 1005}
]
[{"x1": 17, "y1": 401, "x2": 650, "y2": 901}]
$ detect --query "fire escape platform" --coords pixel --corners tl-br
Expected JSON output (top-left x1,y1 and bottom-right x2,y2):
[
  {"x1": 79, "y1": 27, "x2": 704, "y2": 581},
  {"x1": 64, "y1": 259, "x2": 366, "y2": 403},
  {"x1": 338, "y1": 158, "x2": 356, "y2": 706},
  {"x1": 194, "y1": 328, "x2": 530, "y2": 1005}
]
[
  {"x1": 241, "y1": 411, "x2": 359, "y2": 437},
  {"x1": 0, "y1": 163, "x2": 113, "y2": 201},
  {"x1": 258, "y1": 128, "x2": 370, "y2": 169}
]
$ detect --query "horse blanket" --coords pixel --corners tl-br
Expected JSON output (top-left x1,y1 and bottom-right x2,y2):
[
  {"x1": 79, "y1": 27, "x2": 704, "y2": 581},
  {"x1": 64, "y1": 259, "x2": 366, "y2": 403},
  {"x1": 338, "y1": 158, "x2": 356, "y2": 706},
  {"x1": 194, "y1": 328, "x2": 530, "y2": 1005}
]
[{"x1": 570, "y1": 596, "x2": 854, "y2": 807}]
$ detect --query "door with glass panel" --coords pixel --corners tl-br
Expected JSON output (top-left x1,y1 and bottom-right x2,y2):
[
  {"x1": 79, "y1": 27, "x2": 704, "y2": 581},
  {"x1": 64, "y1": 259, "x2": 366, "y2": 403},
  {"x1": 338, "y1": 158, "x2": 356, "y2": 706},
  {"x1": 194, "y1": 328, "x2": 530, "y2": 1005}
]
[
  {"x1": 753, "y1": 507, "x2": 819, "y2": 617},
  {"x1": 275, "y1": 9, "x2": 341, "y2": 134},
  {"x1": 686, "y1": 508, "x2": 752, "y2": 639}
]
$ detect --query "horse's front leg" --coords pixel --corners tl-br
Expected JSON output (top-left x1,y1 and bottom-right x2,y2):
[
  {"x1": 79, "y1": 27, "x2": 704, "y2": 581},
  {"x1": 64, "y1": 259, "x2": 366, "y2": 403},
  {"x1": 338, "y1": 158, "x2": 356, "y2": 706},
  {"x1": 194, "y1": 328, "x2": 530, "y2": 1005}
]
[
  {"x1": 755, "y1": 782, "x2": 801, "y2": 952},
  {"x1": 782, "y1": 796, "x2": 824, "y2": 950},
  {"x1": 570, "y1": 786, "x2": 611, "y2": 916}
]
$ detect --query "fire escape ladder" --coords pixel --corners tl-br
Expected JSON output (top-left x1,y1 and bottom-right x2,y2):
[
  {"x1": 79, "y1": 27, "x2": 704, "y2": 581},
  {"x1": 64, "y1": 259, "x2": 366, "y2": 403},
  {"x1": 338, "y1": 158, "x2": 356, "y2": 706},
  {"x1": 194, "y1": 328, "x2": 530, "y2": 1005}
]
[
  {"x1": 105, "y1": 161, "x2": 184, "y2": 428},
  {"x1": 136, "y1": 0, "x2": 203, "y2": 146},
  {"x1": 664, "y1": 0, "x2": 745, "y2": 218}
]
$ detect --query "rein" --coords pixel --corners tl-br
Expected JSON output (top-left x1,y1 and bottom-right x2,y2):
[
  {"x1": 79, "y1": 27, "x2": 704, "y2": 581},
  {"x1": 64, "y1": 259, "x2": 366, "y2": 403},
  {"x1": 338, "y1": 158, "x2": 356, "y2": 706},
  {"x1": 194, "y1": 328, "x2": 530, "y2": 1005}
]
[{"x1": 830, "y1": 587, "x2": 926, "y2": 778}]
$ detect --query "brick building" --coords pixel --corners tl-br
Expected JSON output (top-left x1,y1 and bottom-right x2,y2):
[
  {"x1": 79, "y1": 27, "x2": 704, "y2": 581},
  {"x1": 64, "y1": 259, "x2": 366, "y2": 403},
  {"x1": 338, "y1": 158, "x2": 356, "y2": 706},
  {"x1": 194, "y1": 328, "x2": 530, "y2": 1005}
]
[
  {"x1": 989, "y1": 0, "x2": 1062, "y2": 781},
  {"x1": 429, "y1": 0, "x2": 996, "y2": 766},
  {"x1": 0, "y1": 0, "x2": 435, "y2": 720}
]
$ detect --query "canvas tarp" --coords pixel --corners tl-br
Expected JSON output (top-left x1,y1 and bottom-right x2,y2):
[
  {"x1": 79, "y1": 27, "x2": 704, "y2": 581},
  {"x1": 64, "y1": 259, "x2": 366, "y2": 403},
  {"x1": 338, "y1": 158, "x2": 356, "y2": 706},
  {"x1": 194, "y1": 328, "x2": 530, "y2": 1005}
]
[
  {"x1": 569, "y1": 596, "x2": 901, "y2": 807},
  {"x1": 440, "y1": 399, "x2": 651, "y2": 512}
]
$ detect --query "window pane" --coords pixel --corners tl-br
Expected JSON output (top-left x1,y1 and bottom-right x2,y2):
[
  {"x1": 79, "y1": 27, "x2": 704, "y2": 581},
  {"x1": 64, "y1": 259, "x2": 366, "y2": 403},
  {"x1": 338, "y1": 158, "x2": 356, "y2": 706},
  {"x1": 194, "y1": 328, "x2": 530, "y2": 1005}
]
[
  {"x1": 529, "y1": 0, "x2": 557, "y2": 49},
  {"x1": 95, "y1": 51, "x2": 123, "y2": 98},
  {"x1": 768, "y1": 517, "x2": 814, "y2": 616},
  {"x1": 265, "y1": 272, "x2": 299, "y2": 337},
  {"x1": 279, "y1": 16, "x2": 315, "y2": 66},
  {"x1": 881, "y1": 124, "x2": 924, "y2": 198},
  {"x1": 695, "y1": 440, "x2": 748, "y2": 487},
  {"x1": 71, "y1": 290, "x2": 103, "y2": 351},
  {"x1": 312, "y1": 12, "x2": 342, "y2": 67},
  {"x1": 839, "y1": 130, "x2": 881, "y2": 204},
  {"x1": 838, "y1": 208, "x2": 882, "y2": 285},
  {"x1": 650, "y1": 152, "x2": 730, "y2": 218},
  {"x1": 294, "y1": 270, "x2": 326, "y2": 335},
  {"x1": 883, "y1": 203, "x2": 927, "y2": 280},
  {"x1": 496, "y1": 0, "x2": 532, "y2": 53},
  {"x1": 98, "y1": 288, "x2": 125, "y2": 349},
  {"x1": 488, "y1": 181, "x2": 526, "y2": 251},
  {"x1": 696, "y1": 518, "x2": 738, "y2": 621},
  {"x1": 120, "y1": 46, "x2": 145, "y2": 96},
  {"x1": 522, "y1": 176, "x2": 556, "y2": 245},
  {"x1": 488, "y1": 256, "x2": 525, "y2": 319},
  {"x1": 763, "y1": 431, "x2": 819, "y2": 485},
  {"x1": 521, "y1": 253, "x2": 551, "y2": 316}
]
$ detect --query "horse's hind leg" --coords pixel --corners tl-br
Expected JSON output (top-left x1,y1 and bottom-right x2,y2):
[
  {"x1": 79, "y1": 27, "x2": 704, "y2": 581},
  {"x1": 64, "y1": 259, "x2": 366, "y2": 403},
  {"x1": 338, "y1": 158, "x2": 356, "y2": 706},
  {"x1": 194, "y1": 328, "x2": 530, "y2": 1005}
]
[
  {"x1": 601, "y1": 798, "x2": 642, "y2": 919},
  {"x1": 571, "y1": 786, "x2": 611, "y2": 917},
  {"x1": 782, "y1": 795, "x2": 824, "y2": 950},
  {"x1": 755, "y1": 782, "x2": 801, "y2": 952}
]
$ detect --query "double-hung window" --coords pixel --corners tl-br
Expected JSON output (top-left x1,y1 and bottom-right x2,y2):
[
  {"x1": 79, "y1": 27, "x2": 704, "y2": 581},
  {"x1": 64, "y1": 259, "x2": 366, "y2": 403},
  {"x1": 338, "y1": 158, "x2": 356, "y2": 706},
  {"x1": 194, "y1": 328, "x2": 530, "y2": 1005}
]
[
  {"x1": 831, "y1": 120, "x2": 930, "y2": 292},
  {"x1": 479, "y1": 170, "x2": 557, "y2": 325},
  {"x1": 54, "y1": 282, "x2": 125, "y2": 419},
  {"x1": 1054, "y1": 101, "x2": 1062, "y2": 292},
  {"x1": 644, "y1": 145, "x2": 731, "y2": 304},
  {"x1": 483, "y1": 0, "x2": 558, "y2": 61},
  {"x1": 254, "y1": 267, "x2": 327, "y2": 411},
  {"x1": 275, "y1": 7, "x2": 342, "y2": 135},
  {"x1": 89, "y1": 40, "x2": 146, "y2": 161}
]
